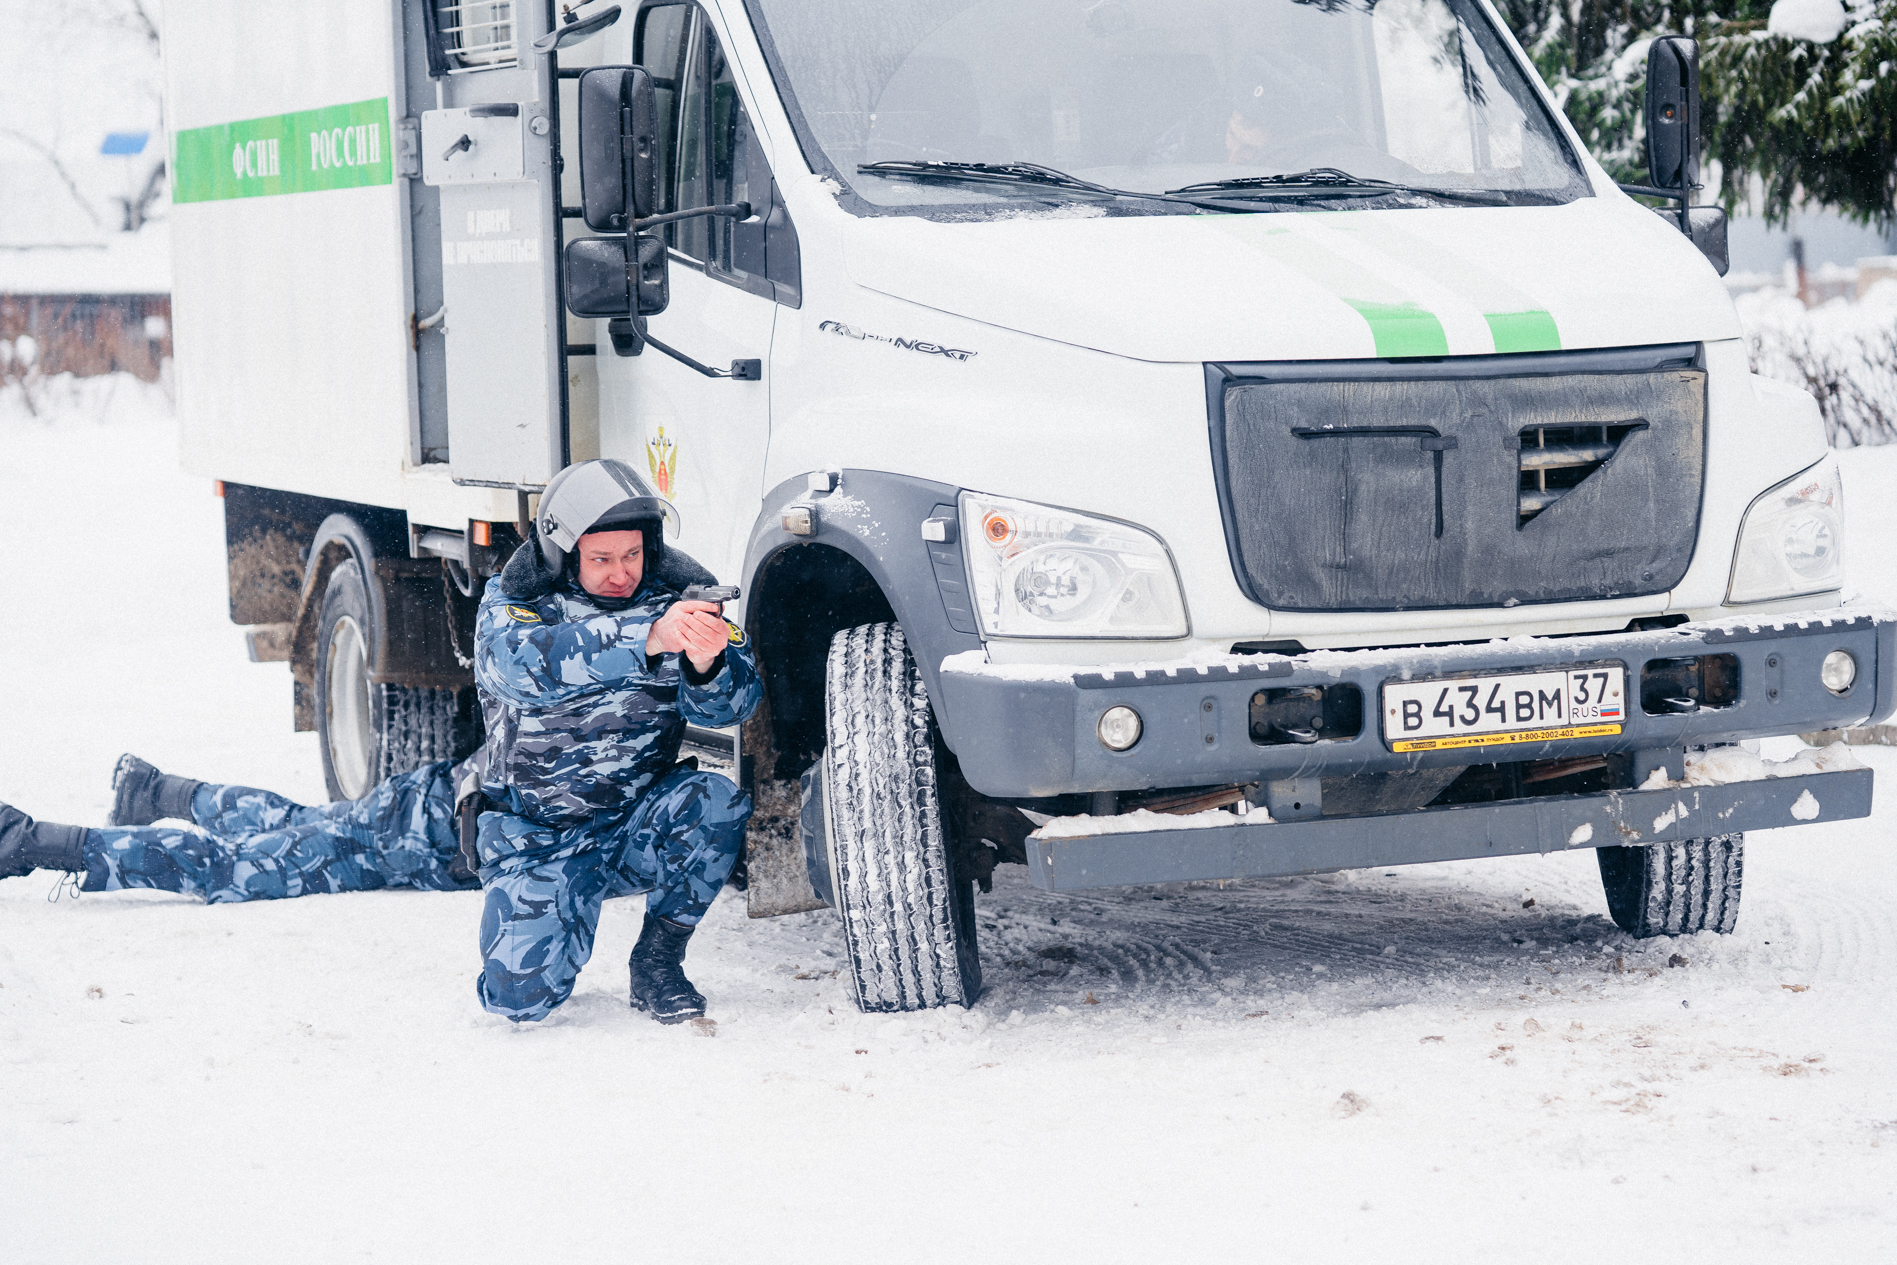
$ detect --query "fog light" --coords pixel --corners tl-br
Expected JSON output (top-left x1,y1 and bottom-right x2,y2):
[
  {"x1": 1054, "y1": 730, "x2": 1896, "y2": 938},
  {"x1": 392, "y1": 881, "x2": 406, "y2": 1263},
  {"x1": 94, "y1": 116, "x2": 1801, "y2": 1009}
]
[
  {"x1": 1097, "y1": 705, "x2": 1142, "y2": 751},
  {"x1": 1821, "y1": 650, "x2": 1857, "y2": 694}
]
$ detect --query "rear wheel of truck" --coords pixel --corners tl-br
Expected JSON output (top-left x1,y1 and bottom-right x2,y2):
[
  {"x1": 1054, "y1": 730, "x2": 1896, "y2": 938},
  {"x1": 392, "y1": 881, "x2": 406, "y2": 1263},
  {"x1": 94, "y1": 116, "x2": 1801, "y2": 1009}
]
[
  {"x1": 823, "y1": 622, "x2": 982, "y2": 1013},
  {"x1": 1596, "y1": 834, "x2": 1744, "y2": 937},
  {"x1": 314, "y1": 561, "x2": 461, "y2": 802}
]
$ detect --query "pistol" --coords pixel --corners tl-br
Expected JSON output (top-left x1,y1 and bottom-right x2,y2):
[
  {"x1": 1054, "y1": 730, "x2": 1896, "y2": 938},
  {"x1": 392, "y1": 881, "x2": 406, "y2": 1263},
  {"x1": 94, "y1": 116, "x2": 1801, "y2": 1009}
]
[{"x1": 682, "y1": 584, "x2": 740, "y2": 603}]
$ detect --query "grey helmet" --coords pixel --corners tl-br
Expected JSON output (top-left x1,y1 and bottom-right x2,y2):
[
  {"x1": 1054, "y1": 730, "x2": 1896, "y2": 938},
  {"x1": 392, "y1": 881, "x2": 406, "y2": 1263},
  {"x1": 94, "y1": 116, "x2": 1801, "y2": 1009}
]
[{"x1": 536, "y1": 458, "x2": 679, "y2": 572}]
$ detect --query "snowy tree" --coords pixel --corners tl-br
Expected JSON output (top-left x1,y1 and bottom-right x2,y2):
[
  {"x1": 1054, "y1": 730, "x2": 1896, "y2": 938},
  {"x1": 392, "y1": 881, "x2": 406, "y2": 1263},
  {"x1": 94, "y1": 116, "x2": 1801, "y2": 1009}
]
[
  {"x1": 1703, "y1": 2, "x2": 1897, "y2": 227},
  {"x1": 1495, "y1": 0, "x2": 1895, "y2": 227},
  {"x1": 1494, "y1": 1, "x2": 1757, "y2": 185}
]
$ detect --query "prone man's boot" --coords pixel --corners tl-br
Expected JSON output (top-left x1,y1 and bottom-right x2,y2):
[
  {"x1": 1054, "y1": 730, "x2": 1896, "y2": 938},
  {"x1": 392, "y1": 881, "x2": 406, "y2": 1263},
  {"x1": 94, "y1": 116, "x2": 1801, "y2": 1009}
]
[
  {"x1": 107, "y1": 754, "x2": 203, "y2": 828},
  {"x1": 627, "y1": 912, "x2": 707, "y2": 1024},
  {"x1": 0, "y1": 803, "x2": 88, "y2": 880}
]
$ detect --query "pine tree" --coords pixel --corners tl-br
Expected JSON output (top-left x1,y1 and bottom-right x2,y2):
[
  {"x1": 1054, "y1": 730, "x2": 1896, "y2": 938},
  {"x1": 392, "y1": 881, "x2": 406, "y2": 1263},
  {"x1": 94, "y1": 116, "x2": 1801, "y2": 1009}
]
[
  {"x1": 1703, "y1": 3, "x2": 1897, "y2": 227},
  {"x1": 1493, "y1": 1, "x2": 1894, "y2": 227}
]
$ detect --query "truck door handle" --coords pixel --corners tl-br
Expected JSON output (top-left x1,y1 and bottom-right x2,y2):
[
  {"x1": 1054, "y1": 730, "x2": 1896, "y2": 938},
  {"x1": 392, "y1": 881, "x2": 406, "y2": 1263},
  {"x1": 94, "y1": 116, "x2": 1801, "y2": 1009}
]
[{"x1": 442, "y1": 134, "x2": 472, "y2": 161}]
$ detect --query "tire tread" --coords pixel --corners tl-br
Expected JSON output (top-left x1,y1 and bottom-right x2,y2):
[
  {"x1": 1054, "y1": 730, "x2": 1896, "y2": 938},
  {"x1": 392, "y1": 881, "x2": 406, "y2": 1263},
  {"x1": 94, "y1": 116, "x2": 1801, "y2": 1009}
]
[
  {"x1": 825, "y1": 623, "x2": 980, "y2": 1012},
  {"x1": 1599, "y1": 834, "x2": 1744, "y2": 938},
  {"x1": 374, "y1": 683, "x2": 460, "y2": 779}
]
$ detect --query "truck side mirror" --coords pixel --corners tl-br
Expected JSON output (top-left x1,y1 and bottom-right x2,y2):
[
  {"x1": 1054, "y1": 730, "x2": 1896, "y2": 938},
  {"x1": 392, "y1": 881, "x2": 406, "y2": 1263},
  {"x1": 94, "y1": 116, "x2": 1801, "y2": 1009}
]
[
  {"x1": 577, "y1": 66, "x2": 657, "y2": 231},
  {"x1": 563, "y1": 234, "x2": 671, "y2": 318},
  {"x1": 1685, "y1": 206, "x2": 1729, "y2": 276},
  {"x1": 1645, "y1": 36, "x2": 1699, "y2": 194},
  {"x1": 1650, "y1": 205, "x2": 1729, "y2": 275}
]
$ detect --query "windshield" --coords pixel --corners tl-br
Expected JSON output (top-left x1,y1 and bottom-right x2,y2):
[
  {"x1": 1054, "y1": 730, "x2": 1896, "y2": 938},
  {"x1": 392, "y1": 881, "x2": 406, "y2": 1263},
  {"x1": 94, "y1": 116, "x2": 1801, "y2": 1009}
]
[{"x1": 749, "y1": 0, "x2": 1591, "y2": 216}]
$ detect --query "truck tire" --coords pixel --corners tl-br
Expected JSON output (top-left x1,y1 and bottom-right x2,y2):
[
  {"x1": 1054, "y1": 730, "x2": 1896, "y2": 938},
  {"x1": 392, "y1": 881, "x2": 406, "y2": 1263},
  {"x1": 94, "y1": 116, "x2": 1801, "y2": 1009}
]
[
  {"x1": 1596, "y1": 834, "x2": 1744, "y2": 937},
  {"x1": 823, "y1": 622, "x2": 982, "y2": 1012},
  {"x1": 314, "y1": 561, "x2": 462, "y2": 802}
]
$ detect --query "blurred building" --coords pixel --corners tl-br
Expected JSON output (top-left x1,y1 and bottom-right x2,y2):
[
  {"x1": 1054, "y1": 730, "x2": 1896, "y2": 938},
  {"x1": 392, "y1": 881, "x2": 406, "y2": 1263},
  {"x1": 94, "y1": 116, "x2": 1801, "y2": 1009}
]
[
  {"x1": 1724, "y1": 208, "x2": 1897, "y2": 306},
  {"x1": 0, "y1": 226, "x2": 172, "y2": 381}
]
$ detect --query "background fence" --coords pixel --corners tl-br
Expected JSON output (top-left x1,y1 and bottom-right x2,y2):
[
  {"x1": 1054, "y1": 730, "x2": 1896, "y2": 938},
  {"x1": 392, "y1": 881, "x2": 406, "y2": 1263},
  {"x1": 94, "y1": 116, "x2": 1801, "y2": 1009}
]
[{"x1": 0, "y1": 293, "x2": 171, "y2": 382}]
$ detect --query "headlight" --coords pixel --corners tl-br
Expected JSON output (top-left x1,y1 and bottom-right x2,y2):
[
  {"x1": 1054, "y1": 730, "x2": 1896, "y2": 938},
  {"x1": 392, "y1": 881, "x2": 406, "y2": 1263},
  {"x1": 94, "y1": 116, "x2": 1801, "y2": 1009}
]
[
  {"x1": 960, "y1": 492, "x2": 1188, "y2": 638},
  {"x1": 1727, "y1": 458, "x2": 1844, "y2": 604}
]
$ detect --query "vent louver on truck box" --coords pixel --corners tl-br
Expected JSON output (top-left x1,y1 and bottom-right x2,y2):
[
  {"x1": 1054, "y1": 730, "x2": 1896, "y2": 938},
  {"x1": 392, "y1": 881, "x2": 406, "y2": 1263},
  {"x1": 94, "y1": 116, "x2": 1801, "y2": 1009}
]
[
  {"x1": 436, "y1": 1, "x2": 519, "y2": 73},
  {"x1": 1516, "y1": 422, "x2": 1647, "y2": 523}
]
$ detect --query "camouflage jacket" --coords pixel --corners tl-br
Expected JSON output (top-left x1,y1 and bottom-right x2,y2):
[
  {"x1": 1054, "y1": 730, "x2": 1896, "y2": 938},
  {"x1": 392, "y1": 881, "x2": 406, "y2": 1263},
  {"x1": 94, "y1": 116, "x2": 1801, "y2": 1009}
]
[{"x1": 470, "y1": 573, "x2": 761, "y2": 825}]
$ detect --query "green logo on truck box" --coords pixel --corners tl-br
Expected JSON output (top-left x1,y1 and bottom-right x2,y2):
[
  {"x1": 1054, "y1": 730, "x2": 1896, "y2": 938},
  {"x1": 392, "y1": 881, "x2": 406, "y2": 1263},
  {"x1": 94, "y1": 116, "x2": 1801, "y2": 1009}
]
[{"x1": 172, "y1": 99, "x2": 393, "y2": 203}]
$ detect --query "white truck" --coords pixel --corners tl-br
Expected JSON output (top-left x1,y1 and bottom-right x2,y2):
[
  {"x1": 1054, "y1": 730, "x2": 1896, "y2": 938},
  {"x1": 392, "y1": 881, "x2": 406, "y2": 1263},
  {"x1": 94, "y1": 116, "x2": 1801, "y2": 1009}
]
[{"x1": 164, "y1": 0, "x2": 1890, "y2": 1013}]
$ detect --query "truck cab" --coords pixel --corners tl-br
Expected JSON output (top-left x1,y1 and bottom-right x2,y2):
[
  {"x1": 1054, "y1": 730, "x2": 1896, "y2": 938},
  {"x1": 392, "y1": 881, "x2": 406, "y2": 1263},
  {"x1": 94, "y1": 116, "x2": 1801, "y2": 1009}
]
[{"x1": 165, "y1": 0, "x2": 1890, "y2": 1014}]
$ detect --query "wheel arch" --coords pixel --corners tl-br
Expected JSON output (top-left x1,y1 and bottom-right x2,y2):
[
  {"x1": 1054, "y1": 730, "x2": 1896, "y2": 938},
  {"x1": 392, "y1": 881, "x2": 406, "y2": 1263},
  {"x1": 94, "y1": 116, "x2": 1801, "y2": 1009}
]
[
  {"x1": 740, "y1": 470, "x2": 983, "y2": 780},
  {"x1": 289, "y1": 513, "x2": 390, "y2": 730},
  {"x1": 287, "y1": 508, "x2": 474, "y2": 731}
]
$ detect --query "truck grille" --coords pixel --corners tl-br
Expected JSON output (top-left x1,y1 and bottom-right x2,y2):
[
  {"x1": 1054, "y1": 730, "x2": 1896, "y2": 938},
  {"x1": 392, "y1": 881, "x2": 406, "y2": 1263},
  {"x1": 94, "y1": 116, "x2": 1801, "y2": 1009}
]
[
  {"x1": 1517, "y1": 422, "x2": 1646, "y2": 522},
  {"x1": 1209, "y1": 345, "x2": 1704, "y2": 612}
]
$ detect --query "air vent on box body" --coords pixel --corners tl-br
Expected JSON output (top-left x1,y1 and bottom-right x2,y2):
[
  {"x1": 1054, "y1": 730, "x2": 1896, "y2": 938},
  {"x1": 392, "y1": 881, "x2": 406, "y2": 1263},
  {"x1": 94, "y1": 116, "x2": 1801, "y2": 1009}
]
[{"x1": 437, "y1": 1, "x2": 519, "y2": 72}]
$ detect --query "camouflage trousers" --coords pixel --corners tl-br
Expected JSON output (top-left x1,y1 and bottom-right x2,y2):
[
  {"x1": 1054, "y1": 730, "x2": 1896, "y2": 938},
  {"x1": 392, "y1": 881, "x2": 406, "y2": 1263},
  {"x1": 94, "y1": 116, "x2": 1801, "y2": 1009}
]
[
  {"x1": 475, "y1": 766, "x2": 750, "y2": 1022},
  {"x1": 84, "y1": 761, "x2": 468, "y2": 902}
]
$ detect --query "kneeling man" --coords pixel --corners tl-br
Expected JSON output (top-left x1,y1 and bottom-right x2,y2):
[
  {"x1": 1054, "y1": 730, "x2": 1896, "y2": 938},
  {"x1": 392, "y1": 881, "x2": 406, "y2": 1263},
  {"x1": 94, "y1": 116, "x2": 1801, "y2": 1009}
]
[{"x1": 470, "y1": 458, "x2": 760, "y2": 1024}]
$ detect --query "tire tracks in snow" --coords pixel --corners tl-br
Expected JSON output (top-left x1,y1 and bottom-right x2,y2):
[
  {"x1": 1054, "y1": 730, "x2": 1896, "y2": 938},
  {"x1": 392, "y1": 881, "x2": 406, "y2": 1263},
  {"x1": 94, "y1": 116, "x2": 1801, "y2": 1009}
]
[{"x1": 967, "y1": 868, "x2": 1636, "y2": 1012}]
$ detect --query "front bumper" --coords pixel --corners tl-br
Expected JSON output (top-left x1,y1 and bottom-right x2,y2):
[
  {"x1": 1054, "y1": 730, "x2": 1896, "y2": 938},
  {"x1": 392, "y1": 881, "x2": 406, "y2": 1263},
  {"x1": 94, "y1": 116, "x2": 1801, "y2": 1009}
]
[
  {"x1": 938, "y1": 608, "x2": 1893, "y2": 798},
  {"x1": 1026, "y1": 768, "x2": 1872, "y2": 891}
]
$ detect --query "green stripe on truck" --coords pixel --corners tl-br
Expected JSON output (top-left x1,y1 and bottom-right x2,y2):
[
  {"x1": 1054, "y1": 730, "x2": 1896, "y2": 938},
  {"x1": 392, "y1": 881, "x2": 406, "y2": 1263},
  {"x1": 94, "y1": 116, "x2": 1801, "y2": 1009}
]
[
  {"x1": 1343, "y1": 299, "x2": 1451, "y2": 358},
  {"x1": 1219, "y1": 221, "x2": 1454, "y2": 358},
  {"x1": 1326, "y1": 215, "x2": 1563, "y2": 354},
  {"x1": 172, "y1": 98, "x2": 393, "y2": 203},
  {"x1": 1483, "y1": 310, "x2": 1562, "y2": 354}
]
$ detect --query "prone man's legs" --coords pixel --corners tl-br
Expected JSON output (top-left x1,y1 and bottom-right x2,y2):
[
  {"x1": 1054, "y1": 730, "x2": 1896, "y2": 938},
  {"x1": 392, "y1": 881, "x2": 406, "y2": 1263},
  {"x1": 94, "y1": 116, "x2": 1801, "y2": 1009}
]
[
  {"x1": 85, "y1": 760, "x2": 465, "y2": 902},
  {"x1": 475, "y1": 767, "x2": 751, "y2": 1022}
]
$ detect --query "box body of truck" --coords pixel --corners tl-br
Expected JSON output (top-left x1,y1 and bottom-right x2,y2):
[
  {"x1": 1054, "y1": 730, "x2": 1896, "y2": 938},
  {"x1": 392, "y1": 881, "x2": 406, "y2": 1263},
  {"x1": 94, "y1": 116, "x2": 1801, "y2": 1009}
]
[{"x1": 164, "y1": 0, "x2": 1892, "y2": 1012}]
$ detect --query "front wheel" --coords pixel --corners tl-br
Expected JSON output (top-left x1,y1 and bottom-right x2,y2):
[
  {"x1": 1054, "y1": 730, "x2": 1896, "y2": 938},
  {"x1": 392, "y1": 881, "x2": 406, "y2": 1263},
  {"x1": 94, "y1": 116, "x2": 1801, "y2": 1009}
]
[
  {"x1": 1597, "y1": 834, "x2": 1744, "y2": 937},
  {"x1": 823, "y1": 622, "x2": 981, "y2": 1012}
]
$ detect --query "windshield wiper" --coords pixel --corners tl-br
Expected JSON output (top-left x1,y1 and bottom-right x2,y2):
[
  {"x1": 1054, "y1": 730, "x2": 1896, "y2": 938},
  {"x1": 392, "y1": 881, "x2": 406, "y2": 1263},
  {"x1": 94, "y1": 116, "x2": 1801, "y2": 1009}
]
[
  {"x1": 861, "y1": 160, "x2": 1179, "y2": 201},
  {"x1": 858, "y1": 159, "x2": 1098, "y2": 189},
  {"x1": 854, "y1": 159, "x2": 1510, "y2": 214},
  {"x1": 1171, "y1": 167, "x2": 1387, "y2": 192},
  {"x1": 858, "y1": 160, "x2": 1236, "y2": 210},
  {"x1": 1169, "y1": 169, "x2": 1511, "y2": 206}
]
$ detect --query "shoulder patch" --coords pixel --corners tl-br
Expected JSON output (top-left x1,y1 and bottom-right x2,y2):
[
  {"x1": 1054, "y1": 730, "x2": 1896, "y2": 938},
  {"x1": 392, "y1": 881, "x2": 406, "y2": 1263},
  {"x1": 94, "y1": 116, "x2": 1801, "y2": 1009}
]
[
  {"x1": 726, "y1": 620, "x2": 746, "y2": 646},
  {"x1": 506, "y1": 604, "x2": 543, "y2": 624}
]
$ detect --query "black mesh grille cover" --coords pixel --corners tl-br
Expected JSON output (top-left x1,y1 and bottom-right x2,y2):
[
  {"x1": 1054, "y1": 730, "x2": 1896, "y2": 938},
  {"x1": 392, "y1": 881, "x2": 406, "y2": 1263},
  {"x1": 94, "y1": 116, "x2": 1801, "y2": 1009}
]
[{"x1": 1212, "y1": 360, "x2": 1705, "y2": 612}]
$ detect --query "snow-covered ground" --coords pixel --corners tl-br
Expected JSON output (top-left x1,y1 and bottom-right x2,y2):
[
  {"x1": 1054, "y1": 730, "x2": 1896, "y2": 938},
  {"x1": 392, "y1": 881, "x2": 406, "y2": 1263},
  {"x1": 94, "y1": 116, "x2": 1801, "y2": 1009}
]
[{"x1": 4, "y1": 390, "x2": 1897, "y2": 1262}]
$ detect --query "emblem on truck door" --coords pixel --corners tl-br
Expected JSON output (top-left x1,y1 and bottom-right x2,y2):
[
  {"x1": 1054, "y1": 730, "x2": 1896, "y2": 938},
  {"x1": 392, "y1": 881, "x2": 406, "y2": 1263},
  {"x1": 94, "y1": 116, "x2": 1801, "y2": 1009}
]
[{"x1": 645, "y1": 427, "x2": 677, "y2": 497}]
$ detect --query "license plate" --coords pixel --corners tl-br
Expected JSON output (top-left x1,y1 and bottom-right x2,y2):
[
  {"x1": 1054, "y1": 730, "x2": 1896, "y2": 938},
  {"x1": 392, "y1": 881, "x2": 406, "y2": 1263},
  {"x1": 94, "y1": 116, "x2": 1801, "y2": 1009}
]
[{"x1": 1382, "y1": 664, "x2": 1625, "y2": 753}]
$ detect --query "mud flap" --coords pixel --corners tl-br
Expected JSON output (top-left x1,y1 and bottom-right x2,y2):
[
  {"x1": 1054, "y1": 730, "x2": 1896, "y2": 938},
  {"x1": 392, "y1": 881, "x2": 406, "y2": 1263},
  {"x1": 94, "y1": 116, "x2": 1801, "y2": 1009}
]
[{"x1": 744, "y1": 769, "x2": 828, "y2": 917}]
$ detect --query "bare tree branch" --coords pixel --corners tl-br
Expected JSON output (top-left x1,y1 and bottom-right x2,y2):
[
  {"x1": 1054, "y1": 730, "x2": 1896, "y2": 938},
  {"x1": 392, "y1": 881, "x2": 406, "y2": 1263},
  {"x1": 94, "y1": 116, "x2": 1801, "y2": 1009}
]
[
  {"x1": 0, "y1": 128, "x2": 103, "y2": 228},
  {"x1": 125, "y1": 0, "x2": 161, "y2": 51},
  {"x1": 117, "y1": 160, "x2": 168, "y2": 232}
]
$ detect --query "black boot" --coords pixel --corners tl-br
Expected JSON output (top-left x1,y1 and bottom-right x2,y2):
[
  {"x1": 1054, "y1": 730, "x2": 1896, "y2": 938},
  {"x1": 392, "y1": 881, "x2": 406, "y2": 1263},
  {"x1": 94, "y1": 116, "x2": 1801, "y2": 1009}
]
[
  {"x1": 107, "y1": 754, "x2": 203, "y2": 828},
  {"x1": 0, "y1": 804, "x2": 88, "y2": 879},
  {"x1": 628, "y1": 913, "x2": 707, "y2": 1023}
]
